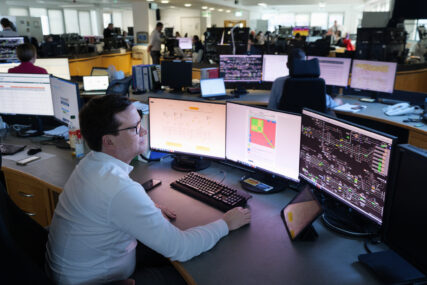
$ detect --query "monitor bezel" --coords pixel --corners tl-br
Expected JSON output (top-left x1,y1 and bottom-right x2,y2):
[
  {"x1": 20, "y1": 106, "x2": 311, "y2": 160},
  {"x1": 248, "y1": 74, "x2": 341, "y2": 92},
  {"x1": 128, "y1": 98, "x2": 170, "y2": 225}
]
[
  {"x1": 299, "y1": 108, "x2": 397, "y2": 225},
  {"x1": 225, "y1": 101, "x2": 301, "y2": 183},
  {"x1": 148, "y1": 96, "x2": 227, "y2": 161},
  {"x1": 350, "y1": 59, "x2": 397, "y2": 94}
]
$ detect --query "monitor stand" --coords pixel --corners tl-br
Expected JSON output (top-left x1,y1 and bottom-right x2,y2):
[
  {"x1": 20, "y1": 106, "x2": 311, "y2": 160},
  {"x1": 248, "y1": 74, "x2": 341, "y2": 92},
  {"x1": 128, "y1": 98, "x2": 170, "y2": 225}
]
[
  {"x1": 358, "y1": 250, "x2": 427, "y2": 284},
  {"x1": 231, "y1": 86, "x2": 248, "y2": 97},
  {"x1": 171, "y1": 155, "x2": 211, "y2": 172},
  {"x1": 359, "y1": 91, "x2": 380, "y2": 103},
  {"x1": 240, "y1": 173, "x2": 288, "y2": 194},
  {"x1": 16, "y1": 116, "x2": 44, "y2": 137},
  {"x1": 168, "y1": 87, "x2": 184, "y2": 94}
]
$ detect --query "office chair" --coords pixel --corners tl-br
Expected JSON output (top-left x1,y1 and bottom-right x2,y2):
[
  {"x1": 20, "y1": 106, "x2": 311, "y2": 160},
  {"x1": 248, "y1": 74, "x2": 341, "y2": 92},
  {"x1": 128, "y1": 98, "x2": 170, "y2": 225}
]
[
  {"x1": 106, "y1": 76, "x2": 132, "y2": 97},
  {"x1": 278, "y1": 58, "x2": 327, "y2": 114}
]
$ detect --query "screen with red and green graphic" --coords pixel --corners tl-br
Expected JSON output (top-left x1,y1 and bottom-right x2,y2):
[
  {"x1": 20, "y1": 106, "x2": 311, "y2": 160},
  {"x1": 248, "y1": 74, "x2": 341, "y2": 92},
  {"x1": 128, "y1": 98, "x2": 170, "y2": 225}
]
[{"x1": 226, "y1": 102, "x2": 301, "y2": 182}]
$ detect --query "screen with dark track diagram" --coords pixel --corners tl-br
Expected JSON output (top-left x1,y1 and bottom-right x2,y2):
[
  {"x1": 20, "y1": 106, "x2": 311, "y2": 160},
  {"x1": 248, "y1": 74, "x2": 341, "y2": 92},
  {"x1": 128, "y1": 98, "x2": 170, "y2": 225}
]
[
  {"x1": 219, "y1": 55, "x2": 263, "y2": 82},
  {"x1": 299, "y1": 109, "x2": 393, "y2": 224}
]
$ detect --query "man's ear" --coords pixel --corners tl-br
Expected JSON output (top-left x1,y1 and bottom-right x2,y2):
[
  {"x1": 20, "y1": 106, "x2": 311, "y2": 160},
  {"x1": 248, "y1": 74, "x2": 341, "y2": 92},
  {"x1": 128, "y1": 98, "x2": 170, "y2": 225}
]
[{"x1": 102, "y1": 134, "x2": 114, "y2": 147}]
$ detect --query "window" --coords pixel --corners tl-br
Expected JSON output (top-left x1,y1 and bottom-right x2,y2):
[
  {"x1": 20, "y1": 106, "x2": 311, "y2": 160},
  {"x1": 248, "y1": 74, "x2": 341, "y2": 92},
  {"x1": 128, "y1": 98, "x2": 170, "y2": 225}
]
[
  {"x1": 91, "y1": 10, "x2": 99, "y2": 36},
  {"x1": 295, "y1": 14, "x2": 310, "y2": 26},
  {"x1": 64, "y1": 9, "x2": 79, "y2": 33},
  {"x1": 311, "y1": 13, "x2": 328, "y2": 29},
  {"x1": 79, "y1": 11, "x2": 91, "y2": 36},
  {"x1": 9, "y1": 7, "x2": 28, "y2": 16},
  {"x1": 103, "y1": 13, "x2": 112, "y2": 29},
  {"x1": 48, "y1": 10, "x2": 64, "y2": 35},
  {"x1": 30, "y1": 8, "x2": 50, "y2": 35},
  {"x1": 113, "y1": 12, "x2": 123, "y2": 30}
]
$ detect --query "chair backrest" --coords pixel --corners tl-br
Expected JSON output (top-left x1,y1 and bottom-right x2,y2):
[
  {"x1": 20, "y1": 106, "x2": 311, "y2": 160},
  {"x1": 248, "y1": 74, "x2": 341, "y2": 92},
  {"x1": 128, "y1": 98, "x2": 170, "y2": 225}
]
[
  {"x1": 278, "y1": 58, "x2": 326, "y2": 114},
  {"x1": 106, "y1": 76, "x2": 132, "y2": 97},
  {"x1": 0, "y1": 175, "x2": 52, "y2": 283}
]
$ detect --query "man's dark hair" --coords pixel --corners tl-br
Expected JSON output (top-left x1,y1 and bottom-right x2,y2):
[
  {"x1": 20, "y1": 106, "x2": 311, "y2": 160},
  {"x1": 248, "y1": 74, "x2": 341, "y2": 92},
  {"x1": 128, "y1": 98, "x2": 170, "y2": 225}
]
[
  {"x1": 16, "y1": 43, "x2": 37, "y2": 62},
  {"x1": 193, "y1": 35, "x2": 199, "y2": 41},
  {"x1": 156, "y1": 22, "x2": 163, "y2": 28},
  {"x1": 1, "y1": 18, "x2": 12, "y2": 28},
  {"x1": 287, "y1": 48, "x2": 306, "y2": 70},
  {"x1": 79, "y1": 95, "x2": 132, "y2": 151}
]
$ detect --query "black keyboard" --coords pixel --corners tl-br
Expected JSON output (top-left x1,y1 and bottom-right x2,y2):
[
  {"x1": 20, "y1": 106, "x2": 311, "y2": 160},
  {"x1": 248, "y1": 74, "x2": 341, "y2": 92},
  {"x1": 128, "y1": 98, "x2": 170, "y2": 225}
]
[
  {"x1": 0, "y1": 143, "x2": 26, "y2": 155},
  {"x1": 171, "y1": 172, "x2": 252, "y2": 212}
]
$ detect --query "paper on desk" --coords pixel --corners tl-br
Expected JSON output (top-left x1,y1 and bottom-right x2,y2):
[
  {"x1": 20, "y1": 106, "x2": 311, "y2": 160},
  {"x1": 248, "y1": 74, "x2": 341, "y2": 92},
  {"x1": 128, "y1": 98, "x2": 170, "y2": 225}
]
[
  {"x1": 132, "y1": 102, "x2": 149, "y2": 114},
  {"x1": 334, "y1": 103, "x2": 367, "y2": 113},
  {"x1": 44, "y1": 125, "x2": 69, "y2": 139},
  {"x1": 2, "y1": 151, "x2": 56, "y2": 163}
]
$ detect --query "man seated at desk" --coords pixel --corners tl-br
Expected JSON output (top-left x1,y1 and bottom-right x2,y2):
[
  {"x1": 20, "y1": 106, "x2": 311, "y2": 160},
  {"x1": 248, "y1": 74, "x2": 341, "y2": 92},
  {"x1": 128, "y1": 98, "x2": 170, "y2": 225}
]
[
  {"x1": 268, "y1": 48, "x2": 342, "y2": 111},
  {"x1": 45, "y1": 95, "x2": 251, "y2": 284},
  {"x1": 8, "y1": 43, "x2": 48, "y2": 74}
]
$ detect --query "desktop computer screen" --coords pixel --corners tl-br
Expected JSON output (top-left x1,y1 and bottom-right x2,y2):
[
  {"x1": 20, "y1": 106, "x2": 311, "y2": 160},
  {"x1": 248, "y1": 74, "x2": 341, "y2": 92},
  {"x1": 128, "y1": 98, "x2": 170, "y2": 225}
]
[
  {"x1": 83, "y1": 76, "x2": 109, "y2": 91},
  {"x1": 262, "y1": 55, "x2": 289, "y2": 82},
  {"x1": 219, "y1": 55, "x2": 262, "y2": 82},
  {"x1": 50, "y1": 76, "x2": 81, "y2": 128},
  {"x1": 382, "y1": 144, "x2": 427, "y2": 275},
  {"x1": 0, "y1": 37, "x2": 24, "y2": 63},
  {"x1": 292, "y1": 27, "x2": 310, "y2": 37},
  {"x1": 178, "y1": 37, "x2": 192, "y2": 50},
  {"x1": 299, "y1": 109, "x2": 394, "y2": 225},
  {"x1": 35, "y1": 58, "x2": 71, "y2": 80},
  {"x1": 226, "y1": 102, "x2": 301, "y2": 182},
  {"x1": 160, "y1": 60, "x2": 192, "y2": 92},
  {"x1": 200, "y1": 78, "x2": 226, "y2": 98},
  {"x1": 91, "y1": 67, "x2": 109, "y2": 76},
  {"x1": 350, "y1": 59, "x2": 397, "y2": 94},
  {"x1": 307, "y1": 56, "x2": 351, "y2": 87},
  {"x1": 0, "y1": 73, "x2": 54, "y2": 116},
  {"x1": 149, "y1": 98, "x2": 226, "y2": 159}
]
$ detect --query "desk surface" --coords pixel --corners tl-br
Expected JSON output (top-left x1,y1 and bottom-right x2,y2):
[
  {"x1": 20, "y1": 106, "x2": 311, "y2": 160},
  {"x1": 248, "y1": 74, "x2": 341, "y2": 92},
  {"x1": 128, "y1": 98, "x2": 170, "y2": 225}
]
[{"x1": 1, "y1": 137, "x2": 382, "y2": 285}]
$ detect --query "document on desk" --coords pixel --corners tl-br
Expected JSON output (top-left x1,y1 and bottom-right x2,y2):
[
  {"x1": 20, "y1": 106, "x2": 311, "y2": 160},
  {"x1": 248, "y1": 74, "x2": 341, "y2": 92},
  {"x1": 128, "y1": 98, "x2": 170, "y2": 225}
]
[
  {"x1": 334, "y1": 103, "x2": 367, "y2": 113},
  {"x1": 2, "y1": 151, "x2": 55, "y2": 163}
]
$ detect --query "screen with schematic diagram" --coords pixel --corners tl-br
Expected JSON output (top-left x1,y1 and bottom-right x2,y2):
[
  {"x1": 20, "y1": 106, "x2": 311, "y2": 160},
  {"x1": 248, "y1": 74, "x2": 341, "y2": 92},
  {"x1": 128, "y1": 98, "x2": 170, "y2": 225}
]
[{"x1": 299, "y1": 109, "x2": 394, "y2": 225}]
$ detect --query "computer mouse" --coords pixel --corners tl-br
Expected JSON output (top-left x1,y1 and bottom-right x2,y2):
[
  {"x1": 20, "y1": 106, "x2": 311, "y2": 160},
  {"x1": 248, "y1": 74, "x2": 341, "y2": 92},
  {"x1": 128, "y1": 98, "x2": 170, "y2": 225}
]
[{"x1": 27, "y1": 148, "x2": 42, "y2": 155}]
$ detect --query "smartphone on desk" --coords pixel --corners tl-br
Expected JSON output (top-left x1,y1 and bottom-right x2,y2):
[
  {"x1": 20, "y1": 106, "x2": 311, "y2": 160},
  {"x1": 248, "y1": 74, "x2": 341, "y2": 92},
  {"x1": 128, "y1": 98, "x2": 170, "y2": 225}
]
[{"x1": 142, "y1": 179, "x2": 161, "y2": 191}]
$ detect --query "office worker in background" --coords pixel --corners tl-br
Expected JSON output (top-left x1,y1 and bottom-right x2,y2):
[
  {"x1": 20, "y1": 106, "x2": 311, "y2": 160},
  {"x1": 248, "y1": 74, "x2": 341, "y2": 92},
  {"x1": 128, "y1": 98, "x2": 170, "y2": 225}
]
[
  {"x1": 148, "y1": 22, "x2": 164, "y2": 65},
  {"x1": 192, "y1": 35, "x2": 204, "y2": 63},
  {"x1": 103, "y1": 23, "x2": 114, "y2": 39},
  {"x1": 268, "y1": 48, "x2": 341, "y2": 110},
  {"x1": 46, "y1": 95, "x2": 251, "y2": 285},
  {"x1": 8, "y1": 43, "x2": 47, "y2": 74},
  {"x1": 0, "y1": 18, "x2": 19, "y2": 37}
]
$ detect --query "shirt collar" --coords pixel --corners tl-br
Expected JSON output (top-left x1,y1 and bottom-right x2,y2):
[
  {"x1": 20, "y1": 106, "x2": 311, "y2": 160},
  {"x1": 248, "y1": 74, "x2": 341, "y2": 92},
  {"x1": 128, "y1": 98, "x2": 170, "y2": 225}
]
[{"x1": 90, "y1": 151, "x2": 134, "y2": 174}]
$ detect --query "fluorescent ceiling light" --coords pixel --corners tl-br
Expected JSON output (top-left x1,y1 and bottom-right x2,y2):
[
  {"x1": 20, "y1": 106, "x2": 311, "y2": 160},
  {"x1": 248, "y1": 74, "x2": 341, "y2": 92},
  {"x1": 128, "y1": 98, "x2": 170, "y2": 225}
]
[
  {"x1": 184, "y1": 3, "x2": 192, "y2": 7},
  {"x1": 202, "y1": 6, "x2": 208, "y2": 9},
  {"x1": 146, "y1": 0, "x2": 154, "y2": 2},
  {"x1": 161, "y1": 0, "x2": 169, "y2": 3},
  {"x1": 235, "y1": 11, "x2": 242, "y2": 16},
  {"x1": 258, "y1": 2, "x2": 267, "y2": 6},
  {"x1": 226, "y1": 10, "x2": 231, "y2": 13},
  {"x1": 209, "y1": 7, "x2": 215, "y2": 10},
  {"x1": 218, "y1": 8, "x2": 224, "y2": 11},
  {"x1": 318, "y1": 1, "x2": 326, "y2": 7}
]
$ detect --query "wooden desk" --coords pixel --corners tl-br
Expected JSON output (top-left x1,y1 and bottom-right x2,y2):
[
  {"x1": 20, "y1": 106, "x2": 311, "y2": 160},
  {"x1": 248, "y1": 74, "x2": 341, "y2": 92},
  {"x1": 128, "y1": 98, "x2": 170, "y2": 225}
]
[{"x1": 0, "y1": 140, "x2": 382, "y2": 284}]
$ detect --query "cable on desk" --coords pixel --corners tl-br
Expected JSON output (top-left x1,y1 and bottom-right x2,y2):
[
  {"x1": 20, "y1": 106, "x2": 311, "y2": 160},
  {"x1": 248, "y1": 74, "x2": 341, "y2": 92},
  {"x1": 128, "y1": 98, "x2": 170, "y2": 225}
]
[{"x1": 364, "y1": 236, "x2": 382, "y2": 254}]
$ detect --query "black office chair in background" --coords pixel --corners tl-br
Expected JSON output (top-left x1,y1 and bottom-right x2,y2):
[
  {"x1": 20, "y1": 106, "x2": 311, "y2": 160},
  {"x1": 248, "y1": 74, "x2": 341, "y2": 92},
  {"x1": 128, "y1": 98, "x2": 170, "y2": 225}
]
[
  {"x1": 106, "y1": 76, "x2": 132, "y2": 97},
  {"x1": 278, "y1": 58, "x2": 327, "y2": 114}
]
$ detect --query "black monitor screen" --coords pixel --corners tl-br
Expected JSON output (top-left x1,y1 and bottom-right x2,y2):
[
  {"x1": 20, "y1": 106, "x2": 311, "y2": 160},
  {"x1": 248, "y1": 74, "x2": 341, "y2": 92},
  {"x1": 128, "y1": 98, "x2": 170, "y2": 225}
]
[
  {"x1": 383, "y1": 144, "x2": 427, "y2": 275},
  {"x1": 0, "y1": 37, "x2": 24, "y2": 63},
  {"x1": 160, "y1": 60, "x2": 192, "y2": 90},
  {"x1": 299, "y1": 109, "x2": 394, "y2": 225},
  {"x1": 219, "y1": 55, "x2": 262, "y2": 82}
]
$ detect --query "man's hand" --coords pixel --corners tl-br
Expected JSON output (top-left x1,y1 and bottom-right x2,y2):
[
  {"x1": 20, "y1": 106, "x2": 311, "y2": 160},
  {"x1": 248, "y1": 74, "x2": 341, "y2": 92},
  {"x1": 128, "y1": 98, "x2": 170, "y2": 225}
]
[
  {"x1": 222, "y1": 207, "x2": 251, "y2": 231},
  {"x1": 147, "y1": 45, "x2": 152, "y2": 53},
  {"x1": 155, "y1": 203, "x2": 176, "y2": 220}
]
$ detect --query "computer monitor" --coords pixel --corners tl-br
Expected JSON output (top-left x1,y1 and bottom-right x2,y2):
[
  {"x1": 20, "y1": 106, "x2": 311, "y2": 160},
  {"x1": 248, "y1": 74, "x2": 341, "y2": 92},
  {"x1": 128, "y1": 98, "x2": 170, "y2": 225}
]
[
  {"x1": 91, "y1": 67, "x2": 109, "y2": 76},
  {"x1": 293, "y1": 27, "x2": 310, "y2": 37},
  {"x1": 200, "y1": 78, "x2": 226, "y2": 98},
  {"x1": 307, "y1": 56, "x2": 351, "y2": 87},
  {"x1": 0, "y1": 73, "x2": 54, "y2": 116},
  {"x1": 50, "y1": 76, "x2": 82, "y2": 128},
  {"x1": 149, "y1": 97, "x2": 226, "y2": 170},
  {"x1": 226, "y1": 102, "x2": 301, "y2": 191},
  {"x1": 350, "y1": 59, "x2": 397, "y2": 94},
  {"x1": 83, "y1": 76, "x2": 109, "y2": 91},
  {"x1": 219, "y1": 55, "x2": 263, "y2": 83},
  {"x1": 35, "y1": 58, "x2": 71, "y2": 80},
  {"x1": 262, "y1": 54, "x2": 288, "y2": 82},
  {"x1": 299, "y1": 109, "x2": 395, "y2": 231},
  {"x1": 0, "y1": 37, "x2": 24, "y2": 63},
  {"x1": 177, "y1": 37, "x2": 192, "y2": 50},
  {"x1": 160, "y1": 60, "x2": 192, "y2": 93}
]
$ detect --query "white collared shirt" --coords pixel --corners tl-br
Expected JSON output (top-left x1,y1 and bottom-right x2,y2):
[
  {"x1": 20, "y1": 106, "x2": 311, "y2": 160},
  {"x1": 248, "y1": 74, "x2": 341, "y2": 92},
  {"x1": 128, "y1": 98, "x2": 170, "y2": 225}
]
[
  {"x1": 149, "y1": 30, "x2": 162, "y2": 51},
  {"x1": 46, "y1": 151, "x2": 228, "y2": 285}
]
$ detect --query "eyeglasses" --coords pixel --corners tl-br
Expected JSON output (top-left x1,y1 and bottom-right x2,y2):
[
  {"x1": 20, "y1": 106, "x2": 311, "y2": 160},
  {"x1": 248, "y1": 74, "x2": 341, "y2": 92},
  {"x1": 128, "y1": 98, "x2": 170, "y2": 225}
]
[{"x1": 111, "y1": 119, "x2": 143, "y2": 135}]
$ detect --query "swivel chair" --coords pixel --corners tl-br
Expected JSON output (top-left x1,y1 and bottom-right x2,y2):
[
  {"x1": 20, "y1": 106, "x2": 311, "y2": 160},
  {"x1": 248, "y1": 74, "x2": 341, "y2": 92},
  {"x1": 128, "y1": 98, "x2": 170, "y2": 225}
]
[
  {"x1": 278, "y1": 58, "x2": 327, "y2": 114},
  {"x1": 106, "y1": 76, "x2": 133, "y2": 97}
]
